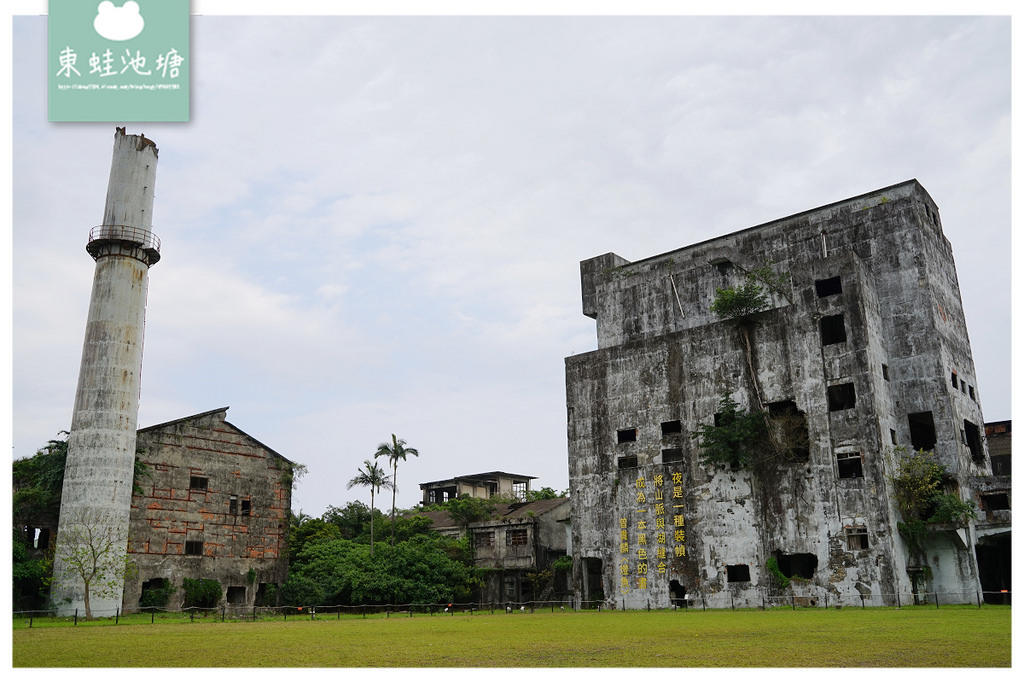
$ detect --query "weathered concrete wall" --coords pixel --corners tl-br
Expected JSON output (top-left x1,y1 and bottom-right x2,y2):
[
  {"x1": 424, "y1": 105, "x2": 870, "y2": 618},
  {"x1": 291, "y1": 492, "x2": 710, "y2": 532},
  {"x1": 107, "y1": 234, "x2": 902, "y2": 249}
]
[
  {"x1": 123, "y1": 408, "x2": 293, "y2": 611},
  {"x1": 567, "y1": 180, "x2": 989, "y2": 609},
  {"x1": 53, "y1": 130, "x2": 161, "y2": 617}
]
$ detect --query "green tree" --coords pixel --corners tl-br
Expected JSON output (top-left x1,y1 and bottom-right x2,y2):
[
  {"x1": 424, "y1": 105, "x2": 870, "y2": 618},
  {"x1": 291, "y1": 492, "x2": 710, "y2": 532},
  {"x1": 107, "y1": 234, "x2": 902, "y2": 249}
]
[
  {"x1": 346, "y1": 460, "x2": 393, "y2": 554},
  {"x1": 691, "y1": 394, "x2": 768, "y2": 468},
  {"x1": 524, "y1": 486, "x2": 567, "y2": 501},
  {"x1": 288, "y1": 518, "x2": 342, "y2": 563},
  {"x1": 374, "y1": 435, "x2": 420, "y2": 547},
  {"x1": 49, "y1": 510, "x2": 137, "y2": 620},
  {"x1": 445, "y1": 495, "x2": 496, "y2": 537}
]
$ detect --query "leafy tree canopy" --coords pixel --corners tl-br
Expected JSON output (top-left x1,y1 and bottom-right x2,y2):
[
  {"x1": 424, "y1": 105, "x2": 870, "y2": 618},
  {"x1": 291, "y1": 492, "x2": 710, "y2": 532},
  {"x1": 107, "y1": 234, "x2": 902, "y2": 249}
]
[{"x1": 691, "y1": 394, "x2": 767, "y2": 468}]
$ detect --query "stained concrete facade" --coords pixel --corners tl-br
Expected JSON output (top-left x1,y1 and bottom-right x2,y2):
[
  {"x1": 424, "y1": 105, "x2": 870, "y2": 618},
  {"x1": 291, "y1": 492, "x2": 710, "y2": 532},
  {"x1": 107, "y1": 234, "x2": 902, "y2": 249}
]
[
  {"x1": 52, "y1": 129, "x2": 162, "y2": 616},
  {"x1": 566, "y1": 180, "x2": 993, "y2": 609},
  {"x1": 419, "y1": 497, "x2": 572, "y2": 602},
  {"x1": 124, "y1": 408, "x2": 294, "y2": 611}
]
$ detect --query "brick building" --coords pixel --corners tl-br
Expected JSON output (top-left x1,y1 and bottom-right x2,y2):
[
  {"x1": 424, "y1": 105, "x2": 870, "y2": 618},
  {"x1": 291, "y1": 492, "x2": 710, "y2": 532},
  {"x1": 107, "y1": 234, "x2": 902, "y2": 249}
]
[{"x1": 124, "y1": 407, "x2": 295, "y2": 611}]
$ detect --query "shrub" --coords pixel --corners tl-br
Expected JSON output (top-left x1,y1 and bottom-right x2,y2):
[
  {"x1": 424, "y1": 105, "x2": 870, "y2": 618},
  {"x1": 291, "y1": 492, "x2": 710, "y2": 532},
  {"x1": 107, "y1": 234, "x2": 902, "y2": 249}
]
[
  {"x1": 181, "y1": 578, "x2": 222, "y2": 608},
  {"x1": 139, "y1": 578, "x2": 176, "y2": 608}
]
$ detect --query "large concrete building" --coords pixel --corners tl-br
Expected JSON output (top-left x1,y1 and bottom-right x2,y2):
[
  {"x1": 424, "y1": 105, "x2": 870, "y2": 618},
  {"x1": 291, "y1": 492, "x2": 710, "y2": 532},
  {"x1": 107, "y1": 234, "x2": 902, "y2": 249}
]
[{"x1": 566, "y1": 180, "x2": 1005, "y2": 609}]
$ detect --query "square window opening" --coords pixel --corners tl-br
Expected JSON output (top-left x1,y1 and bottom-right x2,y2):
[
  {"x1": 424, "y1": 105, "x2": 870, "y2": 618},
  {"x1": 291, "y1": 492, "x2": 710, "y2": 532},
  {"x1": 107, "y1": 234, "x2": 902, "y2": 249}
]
[
  {"x1": 827, "y1": 383, "x2": 856, "y2": 411},
  {"x1": 189, "y1": 475, "x2": 208, "y2": 491},
  {"x1": 617, "y1": 428, "x2": 637, "y2": 444},
  {"x1": 661, "y1": 448, "x2": 684, "y2": 464},
  {"x1": 506, "y1": 529, "x2": 528, "y2": 547},
  {"x1": 726, "y1": 564, "x2": 751, "y2": 582},
  {"x1": 820, "y1": 314, "x2": 847, "y2": 345},
  {"x1": 980, "y1": 493, "x2": 1010, "y2": 511},
  {"x1": 618, "y1": 455, "x2": 638, "y2": 469},
  {"x1": 661, "y1": 420, "x2": 682, "y2": 436},
  {"x1": 226, "y1": 586, "x2": 246, "y2": 604},
  {"x1": 908, "y1": 411, "x2": 937, "y2": 451},
  {"x1": 845, "y1": 527, "x2": 869, "y2": 551},
  {"x1": 184, "y1": 540, "x2": 203, "y2": 556},
  {"x1": 777, "y1": 553, "x2": 818, "y2": 579},
  {"x1": 475, "y1": 531, "x2": 495, "y2": 548},
  {"x1": 815, "y1": 276, "x2": 842, "y2": 297},
  {"x1": 837, "y1": 452, "x2": 864, "y2": 479}
]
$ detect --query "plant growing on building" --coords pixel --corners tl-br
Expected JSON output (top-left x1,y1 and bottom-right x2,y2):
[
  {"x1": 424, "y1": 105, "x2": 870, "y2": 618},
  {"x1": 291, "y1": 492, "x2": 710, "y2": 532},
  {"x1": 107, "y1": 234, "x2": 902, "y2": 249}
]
[
  {"x1": 691, "y1": 394, "x2": 768, "y2": 468},
  {"x1": 764, "y1": 556, "x2": 790, "y2": 590},
  {"x1": 346, "y1": 460, "x2": 394, "y2": 555},
  {"x1": 375, "y1": 434, "x2": 420, "y2": 548}
]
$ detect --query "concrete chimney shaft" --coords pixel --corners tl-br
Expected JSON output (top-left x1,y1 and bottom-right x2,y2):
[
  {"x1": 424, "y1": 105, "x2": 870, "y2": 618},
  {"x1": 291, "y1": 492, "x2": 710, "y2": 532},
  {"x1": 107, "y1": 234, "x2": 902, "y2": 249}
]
[{"x1": 52, "y1": 129, "x2": 162, "y2": 617}]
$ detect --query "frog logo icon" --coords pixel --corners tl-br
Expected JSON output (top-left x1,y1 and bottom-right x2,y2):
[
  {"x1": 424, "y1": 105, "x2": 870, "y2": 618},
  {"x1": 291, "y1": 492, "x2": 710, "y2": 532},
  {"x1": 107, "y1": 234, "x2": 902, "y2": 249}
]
[{"x1": 93, "y1": 1, "x2": 145, "y2": 41}]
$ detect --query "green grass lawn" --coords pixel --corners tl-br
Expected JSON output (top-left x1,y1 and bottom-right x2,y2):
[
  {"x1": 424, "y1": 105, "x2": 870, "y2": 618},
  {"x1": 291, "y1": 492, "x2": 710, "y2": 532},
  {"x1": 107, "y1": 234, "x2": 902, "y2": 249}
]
[{"x1": 12, "y1": 606, "x2": 1011, "y2": 667}]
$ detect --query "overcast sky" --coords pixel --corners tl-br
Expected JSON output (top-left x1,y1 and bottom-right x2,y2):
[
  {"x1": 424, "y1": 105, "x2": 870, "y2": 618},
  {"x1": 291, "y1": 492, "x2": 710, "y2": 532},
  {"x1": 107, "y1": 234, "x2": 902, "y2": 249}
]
[{"x1": 6, "y1": 8, "x2": 1012, "y2": 518}]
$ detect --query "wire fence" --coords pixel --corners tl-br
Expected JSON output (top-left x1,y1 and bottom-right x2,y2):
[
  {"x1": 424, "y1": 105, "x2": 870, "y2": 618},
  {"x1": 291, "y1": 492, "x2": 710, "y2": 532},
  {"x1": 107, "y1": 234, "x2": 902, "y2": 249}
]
[{"x1": 12, "y1": 590, "x2": 1010, "y2": 628}]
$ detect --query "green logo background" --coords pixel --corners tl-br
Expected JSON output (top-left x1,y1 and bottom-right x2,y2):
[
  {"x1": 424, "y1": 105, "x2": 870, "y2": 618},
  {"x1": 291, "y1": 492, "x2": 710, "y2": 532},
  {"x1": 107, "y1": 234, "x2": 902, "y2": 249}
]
[{"x1": 49, "y1": 0, "x2": 190, "y2": 122}]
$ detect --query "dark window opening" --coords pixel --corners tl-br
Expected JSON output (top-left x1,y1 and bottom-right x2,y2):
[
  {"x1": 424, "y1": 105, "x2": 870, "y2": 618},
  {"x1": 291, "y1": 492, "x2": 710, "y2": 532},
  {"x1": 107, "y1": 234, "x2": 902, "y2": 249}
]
[
  {"x1": 981, "y1": 493, "x2": 1010, "y2": 511},
  {"x1": 960, "y1": 379, "x2": 967, "y2": 394},
  {"x1": 890, "y1": 429, "x2": 898, "y2": 445},
  {"x1": 226, "y1": 586, "x2": 247, "y2": 604},
  {"x1": 506, "y1": 529, "x2": 528, "y2": 546},
  {"x1": 845, "y1": 527, "x2": 869, "y2": 551},
  {"x1": 882, "y1": 364, "x2": 890, "y2": 381},
  {"x1": 908, "y1": 411, "x2": 937, "y2": 451},
  {"x1": 475, "y1": 531, "x2": 495, "y2": 548},
  {"x1": 726, "y1": 564, "x2": 751, "y2": 582},
  {"x1": 951, "y1": 371, "x2": 958, "y2": 390},
  {"x1": 184, "y1": 540, "x2": 203, "y2": 556},
  {"x1": 661, "y1": 448, "x2": 684, "y2": 464},
  {"x1": 767, "y1": 401, "x2": 810, "y2": 461},
  {"x1": 827, "y1": 383, "x2": 856, "y2": 411},
  {"x1": 661, "y1": 420, "x2": 682, "y2": 435},
  {"x1": 964, "y1": 420, "x2": 984, "y2": 461},
  {"x1": 255, "y1": 583, "x2": 274, "y2": 607},
  {"x1": 229, "y1": 495, "x2": 238, "y2": 515},
  {"x1": 777, "y1": 553, "x2": 818, "y2": 579},
  {"x1": 991, "y1": 454, "x2": 1011, "y2": 477},
  {"x1": 711, "y1": 258, "x2": 733, "y2": 275},
  {"x1": 241, "y1": 498, "x2": 251, "y2": 517},
  {"x1": 618, "y1": 455, "x2": 638, "y2": 469},
  {"x1": 815, "y1": 276, "x2": 842, "y2": 297},
  {"x1": 669, "y1": 580, "x2": 687, "y2": 607},
  {"x1": 968, "y1": 385, "x2": 975, "y2": 401},
  {"x1": 837, "y1": 452, "x2": 864, "y2": 479},
  {"x1": 617, "y1": 428, "x2": 637, "y2": 444},
  {"x1": 189, "y1": 475, "x2": 208, "y2": 490},
  {"x1": 820, "y1": 314, "x2": 847, "y2": 345}
]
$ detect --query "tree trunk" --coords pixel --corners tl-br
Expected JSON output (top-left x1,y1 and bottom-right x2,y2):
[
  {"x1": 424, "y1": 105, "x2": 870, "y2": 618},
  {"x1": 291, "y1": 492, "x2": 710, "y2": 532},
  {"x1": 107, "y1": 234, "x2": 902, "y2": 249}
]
[
  {"x1": 391, "y1": 462, "x2": 398, "y2": 547},
  {"x1": 370, "y1": 487, "x2": 375, "y2": 555}
]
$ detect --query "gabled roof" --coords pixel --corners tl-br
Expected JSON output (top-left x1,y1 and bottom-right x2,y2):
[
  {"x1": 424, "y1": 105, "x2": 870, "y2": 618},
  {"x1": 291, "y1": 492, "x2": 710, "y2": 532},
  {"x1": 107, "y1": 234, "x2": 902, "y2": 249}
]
[{"x1": 137, "y1": 406, "x2": 294, "y2": 465}]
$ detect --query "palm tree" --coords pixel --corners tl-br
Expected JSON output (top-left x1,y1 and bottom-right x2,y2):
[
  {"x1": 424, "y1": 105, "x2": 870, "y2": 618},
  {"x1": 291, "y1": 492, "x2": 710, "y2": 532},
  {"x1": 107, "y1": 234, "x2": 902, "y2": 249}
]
[
  {"x1": 374, "y1": 434, "x2": 419, "y2": 547},
  {"x1": 346, "y1": 460, "x2": 393, "y2": 555}
]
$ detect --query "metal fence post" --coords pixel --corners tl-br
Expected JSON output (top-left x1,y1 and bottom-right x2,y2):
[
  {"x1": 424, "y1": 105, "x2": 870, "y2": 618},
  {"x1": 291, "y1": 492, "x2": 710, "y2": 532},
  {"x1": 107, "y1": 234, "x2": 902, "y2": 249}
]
[{"x1": 74, "y1": 608, "x2": 78, "y2": 626}]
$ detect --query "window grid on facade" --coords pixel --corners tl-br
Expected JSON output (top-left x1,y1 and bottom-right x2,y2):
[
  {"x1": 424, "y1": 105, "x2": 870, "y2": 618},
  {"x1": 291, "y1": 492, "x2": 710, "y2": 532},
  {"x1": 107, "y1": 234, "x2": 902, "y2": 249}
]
[
  {"x1": 506, "y1": 528, "x2": 528, "y2": 546},
  {"x1": 189, "y1": 475, "x2": 208, "y2": 490},
  {"x1": 184, "y1": 540, "x2": 203, "y2": 556},
  {"x1": 845, "y1": 526, "x2": 869, "y2": 551},
  {"x1": 475, "y1": 531, "x2": 495, "y2": 548}
]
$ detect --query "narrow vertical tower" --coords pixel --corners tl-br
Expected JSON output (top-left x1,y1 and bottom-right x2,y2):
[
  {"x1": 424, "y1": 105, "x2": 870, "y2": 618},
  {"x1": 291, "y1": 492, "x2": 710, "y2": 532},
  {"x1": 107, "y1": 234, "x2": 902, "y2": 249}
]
[{"x1": 52, "y1": 129, "x2": 161, "y2": 617}]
